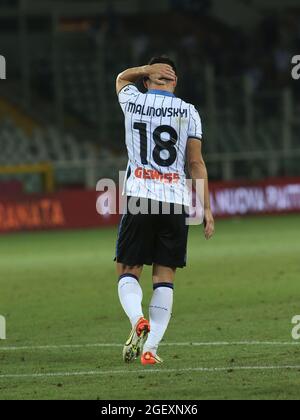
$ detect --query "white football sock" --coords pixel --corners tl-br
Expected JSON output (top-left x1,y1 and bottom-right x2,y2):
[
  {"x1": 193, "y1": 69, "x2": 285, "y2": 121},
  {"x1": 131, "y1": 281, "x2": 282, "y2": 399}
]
[
  {"x1": 143, "y1": 283, "x2": 174, "y2": 355},
  {"x1": 118, "y1": 274, "x2": 144, "y2": 328}
]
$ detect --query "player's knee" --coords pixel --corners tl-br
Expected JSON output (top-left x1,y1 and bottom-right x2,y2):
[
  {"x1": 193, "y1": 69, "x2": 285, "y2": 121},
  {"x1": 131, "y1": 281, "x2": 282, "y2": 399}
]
[
  {"x1": 152, "y1": 265, "x2": 176, "y2": 283},
  {"x1": 153, "y1": 276, "x2": 175, "y2": 285},
  {"x1": 116, "y1": 263, "x2": 143, "y2": 279}
]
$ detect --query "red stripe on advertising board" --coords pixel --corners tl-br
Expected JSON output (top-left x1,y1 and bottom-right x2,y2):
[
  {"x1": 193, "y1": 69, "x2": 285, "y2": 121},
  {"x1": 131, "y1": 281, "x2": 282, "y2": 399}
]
[
  {"x1": 0, "y1": 178, "x2": 300, "y2": 233},
  {"x1": 0, "y1": 190, "x2": 119, "y2": 234}
]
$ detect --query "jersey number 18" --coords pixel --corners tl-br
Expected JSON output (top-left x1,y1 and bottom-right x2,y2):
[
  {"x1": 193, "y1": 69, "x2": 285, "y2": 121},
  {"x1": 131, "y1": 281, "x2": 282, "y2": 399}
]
[{"x1": 134, "y1": 123, "x2": 178, "y2": 167}]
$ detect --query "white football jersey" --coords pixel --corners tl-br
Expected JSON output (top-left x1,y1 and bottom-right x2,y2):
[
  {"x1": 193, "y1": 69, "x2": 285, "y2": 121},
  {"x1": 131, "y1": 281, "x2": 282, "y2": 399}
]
[{"x1": 118, "y1": 84, "x2": 203, "y2": 206}]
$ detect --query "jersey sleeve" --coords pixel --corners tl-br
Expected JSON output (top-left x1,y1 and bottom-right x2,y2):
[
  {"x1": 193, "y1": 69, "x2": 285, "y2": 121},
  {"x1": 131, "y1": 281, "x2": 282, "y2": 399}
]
[
  {"x1": 188, "y1": 106, "x2": 203, "y2": 141},
  {"x1": 118, "y1": 84, "x2": 140, "y2": 113}
]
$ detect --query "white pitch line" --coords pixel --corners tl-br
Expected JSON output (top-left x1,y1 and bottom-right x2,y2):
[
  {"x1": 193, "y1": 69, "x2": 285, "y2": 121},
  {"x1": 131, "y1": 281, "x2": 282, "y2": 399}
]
[
  {"x1": 164, "y1": 341, "x2": 300, "y2": 347},
  {"x1": 0, "y1": 341, "x2": 299, "y2": 352},
  {"x1": 1, "y1": 365, "x2": 300, "y2": 380}
]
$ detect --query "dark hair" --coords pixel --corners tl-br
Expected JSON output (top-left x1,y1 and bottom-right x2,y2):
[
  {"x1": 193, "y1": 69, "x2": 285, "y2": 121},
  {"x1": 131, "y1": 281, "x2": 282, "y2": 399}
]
[{"x1": 148, "y1": 55, "x2": 177, "y2": 76}]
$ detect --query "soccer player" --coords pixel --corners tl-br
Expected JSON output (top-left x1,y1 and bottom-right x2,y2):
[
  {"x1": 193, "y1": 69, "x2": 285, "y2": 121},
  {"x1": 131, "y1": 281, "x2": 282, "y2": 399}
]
[{"x1": 115, "y1": 56, "x2": 214, "y2": 365}]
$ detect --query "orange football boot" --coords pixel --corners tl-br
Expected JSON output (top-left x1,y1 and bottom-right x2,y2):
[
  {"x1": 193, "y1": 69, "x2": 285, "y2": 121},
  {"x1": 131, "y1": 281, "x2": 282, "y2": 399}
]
[
  {"x1": 141, "y1": 351, "x2": 163, "y2": 366},
  {"x1": 123, "y1": 317, "x2": 150, "y2": 363}
]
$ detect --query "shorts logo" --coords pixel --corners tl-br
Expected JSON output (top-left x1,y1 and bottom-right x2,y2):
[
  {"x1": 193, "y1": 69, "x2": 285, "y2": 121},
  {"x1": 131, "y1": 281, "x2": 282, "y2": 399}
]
[
  {"x1": 0, "y1": 315, "x2": 6, "y2": 340},
  {"x1": 0, "y1": 55, "x2": 6, "y2": 80},
  {"x1": 135, "y1": 167, "x2": 180, "y2": 184}
]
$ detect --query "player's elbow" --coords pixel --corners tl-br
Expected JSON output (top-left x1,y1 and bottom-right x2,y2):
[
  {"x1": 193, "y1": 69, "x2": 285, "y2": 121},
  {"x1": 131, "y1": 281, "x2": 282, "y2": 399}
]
[
  {"x1": 117, "y1": 71, "x2": 126, "y2": 84},
  {"x1": 116, "y1": 73, "x2": 124, "y2": 94}
]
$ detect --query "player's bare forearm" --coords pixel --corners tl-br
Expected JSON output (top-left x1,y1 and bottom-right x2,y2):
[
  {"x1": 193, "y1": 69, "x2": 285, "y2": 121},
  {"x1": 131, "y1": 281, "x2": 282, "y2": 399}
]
[
  {"x1": 116, "y1": 64, "x2": 176, "y2": 94},
  {"x1": 189, "y1": 160, "x2": 211, "y2": 210},
  {"x1": 189, "y1": 160, "x2": 215, "y2": 239},
  {"x1": 187, "y1": 138, "x2": 215, "y2": 239},
  {"x1": 116, "y1": 66, "x2": 149, "y2": 94}
]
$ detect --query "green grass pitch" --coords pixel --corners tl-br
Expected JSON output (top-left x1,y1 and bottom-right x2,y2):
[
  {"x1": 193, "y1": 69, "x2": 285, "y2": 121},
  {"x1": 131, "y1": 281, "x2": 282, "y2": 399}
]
[{"x1": 0, "y1": 215, "x2": 299, "y2": 400}]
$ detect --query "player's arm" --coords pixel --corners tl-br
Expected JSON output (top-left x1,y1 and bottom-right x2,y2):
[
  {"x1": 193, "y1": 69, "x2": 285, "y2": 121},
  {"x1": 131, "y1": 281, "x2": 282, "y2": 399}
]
[
  {"x1": 187, "y1": 139, "x2": 215, "y2": 240},
  {"x1": 116, "y1": 64, "x2": 176, "y2": 95}
]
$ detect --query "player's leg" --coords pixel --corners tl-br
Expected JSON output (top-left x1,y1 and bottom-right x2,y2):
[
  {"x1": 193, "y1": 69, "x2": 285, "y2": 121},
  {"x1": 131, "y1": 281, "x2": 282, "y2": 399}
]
[
  {"x1": 117, "y1": 263, "x2": 150, "y2": 363},
  {"x1": 141, "y1": 265, "x2": 176, "y2": 365},
  {"x1": 117, "y1": 263, "x2": 144, "y2": 329},
  {"x1": 116, "y1": 208, "x2": 151, "y2": 329},
  {"x1": 141, "y1": 203, "x2": 188, "y2": 365},
  {"x1": 115, "y1": 199, "x2": 154, "y2": 362}
]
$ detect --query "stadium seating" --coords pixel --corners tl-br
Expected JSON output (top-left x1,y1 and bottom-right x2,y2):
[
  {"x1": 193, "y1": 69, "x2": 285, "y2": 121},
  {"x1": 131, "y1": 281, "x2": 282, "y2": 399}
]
[
  {"x1": 0, "y1": 117, "x2": 126, "y2": 192},
  {"x1": 0, "y1": 118, "x2": 93, "y2": 164},
  {"x1": 2, "y1": 7, "x2": 300, "y2": 184}
]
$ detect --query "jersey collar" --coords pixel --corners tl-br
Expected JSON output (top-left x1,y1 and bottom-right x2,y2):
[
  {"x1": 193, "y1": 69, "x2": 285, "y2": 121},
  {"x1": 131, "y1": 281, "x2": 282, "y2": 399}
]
[{"x1": 147, "y1": 89, "x2": 175, "y2": 98}]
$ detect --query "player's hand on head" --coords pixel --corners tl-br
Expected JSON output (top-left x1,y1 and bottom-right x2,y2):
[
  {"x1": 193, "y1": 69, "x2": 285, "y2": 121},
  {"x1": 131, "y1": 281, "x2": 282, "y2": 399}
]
[
  {"x1": 146, "y1": 64, "x2": 176, "y2": 84},
  {"x1": 149, "y1": 76, "x2": 168, "y2": 86},
  {"x1": 204, "y1": 209, "x2": 215, "y2": 240}
]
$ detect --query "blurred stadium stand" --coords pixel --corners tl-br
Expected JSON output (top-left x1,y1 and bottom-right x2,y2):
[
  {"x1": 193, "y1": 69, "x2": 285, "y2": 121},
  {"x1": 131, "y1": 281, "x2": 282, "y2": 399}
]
[{"x1": 0, "y1": 0, "x2": 300, "y2": 194}]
